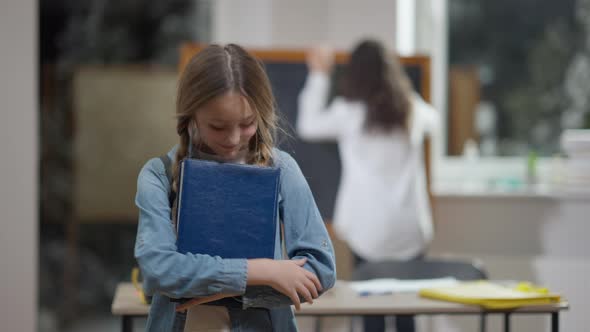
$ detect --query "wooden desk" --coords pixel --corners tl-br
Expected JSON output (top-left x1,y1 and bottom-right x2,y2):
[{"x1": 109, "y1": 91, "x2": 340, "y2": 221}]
[
  {"x1": 111, "y1": 283, "x2": 150, "y2": 332},
  {"x1": 112, "y1": 282, "x2": 568, "y2": 332}
]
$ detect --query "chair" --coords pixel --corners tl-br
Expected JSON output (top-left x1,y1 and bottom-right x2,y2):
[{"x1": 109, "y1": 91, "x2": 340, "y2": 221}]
[
  {"x1": 352, "y1": 259, "x2": 487, "y2": 281},
  {"x1": 352, "y1": 258, "x2": 488, "y2": 332}
]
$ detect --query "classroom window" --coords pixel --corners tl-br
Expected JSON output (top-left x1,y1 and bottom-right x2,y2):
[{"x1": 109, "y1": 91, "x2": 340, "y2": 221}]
[{"x1": 447, "y1": 0, "x2": 590, "y2": 156}]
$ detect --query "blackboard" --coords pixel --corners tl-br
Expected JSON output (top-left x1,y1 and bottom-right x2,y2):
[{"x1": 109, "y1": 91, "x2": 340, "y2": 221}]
[{"x1": 180, "y1": 46, "x2": 431, "y2": 220}]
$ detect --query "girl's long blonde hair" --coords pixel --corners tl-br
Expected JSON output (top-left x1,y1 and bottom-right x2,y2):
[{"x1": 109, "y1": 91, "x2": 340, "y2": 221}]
[{"x1": 172, "y1": 44, "x2": 278, "y2": 219}]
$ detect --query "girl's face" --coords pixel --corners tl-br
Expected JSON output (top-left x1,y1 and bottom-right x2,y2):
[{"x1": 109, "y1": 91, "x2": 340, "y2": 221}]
[{"x1": 195, "y1": 91, "x2": 258, "y2": 160}]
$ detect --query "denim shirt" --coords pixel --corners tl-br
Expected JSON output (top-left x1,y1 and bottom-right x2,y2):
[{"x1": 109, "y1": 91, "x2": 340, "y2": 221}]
[{"x1": 134, "y1": 146, "x2": 337, "y2": 332}]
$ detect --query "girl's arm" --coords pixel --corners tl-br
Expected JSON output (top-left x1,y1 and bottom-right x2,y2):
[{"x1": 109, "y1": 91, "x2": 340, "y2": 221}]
[
  {"x1": 277, "y1": 151, "x2": 337, "y2": 291},
  {"x1": 410, "y1": 94, "x2": 442, "y2": 157},
  {"x1": 238, "y1": 151, "x2": 337, "y2": 310},
  {"x1": 134, "y1": 158, "x2": 248, "y2": 299},
  {"x1": 246, "y1": 257, "x2": 322, "y2": 310},
  {"x1": 296, "y1": 72, "x2": 349, "y2": 141}
]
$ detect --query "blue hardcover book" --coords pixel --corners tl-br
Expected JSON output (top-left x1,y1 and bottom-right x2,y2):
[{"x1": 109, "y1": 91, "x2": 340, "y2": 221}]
[{"x1": 176, "y1": 158, "x2": 280, "y2": 260}]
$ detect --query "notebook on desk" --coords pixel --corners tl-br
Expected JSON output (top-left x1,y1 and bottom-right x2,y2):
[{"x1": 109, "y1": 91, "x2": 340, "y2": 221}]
[
  {"x1": 176, "y1": 158, "x2": 280, "y2": 259},
  {"x1": 419, "y1": 281, "x2": 561, "y2": 309}
]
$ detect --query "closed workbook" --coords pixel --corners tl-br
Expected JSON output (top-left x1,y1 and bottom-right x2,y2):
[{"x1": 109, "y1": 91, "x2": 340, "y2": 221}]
[{"x1": 176, "y1": 158, "x2": 280, "y2": 260}]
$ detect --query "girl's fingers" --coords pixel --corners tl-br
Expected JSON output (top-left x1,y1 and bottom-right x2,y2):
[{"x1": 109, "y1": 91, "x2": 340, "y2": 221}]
[
  {"x1": 297, "y1": 282, "x2": 314, "y2": 304},
  {"x1": 302, "y1": 277, "x2": 319, "y2": 299},
  {"x1": 303, "y1": 269, "x2": 323, "y2": 292},
  {"x1": 294, "y1": 258, "x2": 307, "y2": 266},
  {"x1": 289, "y1": 289, "x2": 301, "y2": 310}
]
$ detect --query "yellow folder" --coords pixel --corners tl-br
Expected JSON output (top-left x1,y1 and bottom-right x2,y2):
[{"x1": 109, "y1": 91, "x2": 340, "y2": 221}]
[{"x1": 419, "y1": 281, "x2": 561, "y2": 309}]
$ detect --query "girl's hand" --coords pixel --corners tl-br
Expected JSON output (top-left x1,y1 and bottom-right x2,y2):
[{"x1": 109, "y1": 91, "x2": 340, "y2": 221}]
[
  {"x1": 306, "y1": 46, "x2": 335, "y2": 74},
  {"x1": 247, "y1": 258, "x2": 322, "y2": 310}
]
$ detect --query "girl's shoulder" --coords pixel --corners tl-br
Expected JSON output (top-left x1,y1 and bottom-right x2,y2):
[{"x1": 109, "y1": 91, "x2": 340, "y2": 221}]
[
  {"x1": 137, "y1": 158, "x2": 168, "y2": 191},
  {"x1": 138, "y1": 146, "x2": 177, "y2": 183},
  {"x1": 408, "y1": 94, "x2": 439, "y2": 143},
  {"x1": 141, "y1": 157, "x2": 166, "y2": 176},
  {"x1": 271, "y1": 148, "x2": 309, "y2": 193},
  {"x1": 271, "y1": 148, "x2": 297, "y2": 170},
  {"x1": 271, "y1": 148, "x2": 306, "y2": 179},
  {"x1": 410, "y1": 93, "x2": 436, "y2": 117}
]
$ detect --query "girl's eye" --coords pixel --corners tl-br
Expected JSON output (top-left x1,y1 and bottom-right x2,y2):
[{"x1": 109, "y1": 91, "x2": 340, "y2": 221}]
[
  {"x1": 209, "y1": 125, "x2": 224, "y2": 131},
  {"x1": 241, "y1": 121, "x2": 255, "y2": 128}
]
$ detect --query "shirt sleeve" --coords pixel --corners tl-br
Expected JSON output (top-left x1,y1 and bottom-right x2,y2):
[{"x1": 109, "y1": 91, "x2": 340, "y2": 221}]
[
  {"x1": 134, "y1": 158, "x2": 248, "y2": 299},
  {"x1": 411, "y1": 94, "x2": 442, "y2": 157},
  {"x1": 277, "y1": 151, "x2": 337, "y2": 289},
  {"x1": 241, "y1": 151, "x2": 337, "y2": 309},
  {"x1": 418, "y1": 96, "x2": 440, "y2": 137},
  {"x1": 297, "y1": 72, "x2": 349, "y2": 141}
]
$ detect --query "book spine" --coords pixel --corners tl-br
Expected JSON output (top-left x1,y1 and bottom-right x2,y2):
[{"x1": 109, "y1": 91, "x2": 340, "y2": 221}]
[{"x1": 176, "y1": 160, "x2": 185, "y2": 234}]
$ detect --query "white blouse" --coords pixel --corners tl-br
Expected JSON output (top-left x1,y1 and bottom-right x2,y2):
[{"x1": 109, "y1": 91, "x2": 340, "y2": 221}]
[{"x1": 297, "y1": 72, "x2": 440, "y2": 261}]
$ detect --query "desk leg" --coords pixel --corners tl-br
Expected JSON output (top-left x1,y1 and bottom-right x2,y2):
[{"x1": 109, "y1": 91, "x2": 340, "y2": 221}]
[
  {"x1": 122, "y1": 315, "x2": 133, "y2": 332},
  {"x1": 314, "y1": 317, "x2": 322, "y2": 332},
  {"x1": 480, "y1": 313, "x2": 487, "y2": 332},
  {"x1": 551, "y1": 312, "x2": 559, "y2": 332},
  {"x1": 503, "y1": 313, "x2": 511, "y2": 332}
]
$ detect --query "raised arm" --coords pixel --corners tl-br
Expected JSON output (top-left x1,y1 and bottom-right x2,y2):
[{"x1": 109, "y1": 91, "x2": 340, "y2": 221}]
[
  {"x1": 297, "y1": 47, "x2": 348, "y2": 141},
  {"x1": 410, "y1": 94, "x2": 442, "y2": 157},
  {"x1": 296, "y1": 72, "x2": 349, "y2": 141}
]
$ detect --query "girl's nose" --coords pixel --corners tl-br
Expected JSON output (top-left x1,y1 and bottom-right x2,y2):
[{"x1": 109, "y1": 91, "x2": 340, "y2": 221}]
[{"x1": 226, "y1": 128, "x2": 240, "y2": 145}]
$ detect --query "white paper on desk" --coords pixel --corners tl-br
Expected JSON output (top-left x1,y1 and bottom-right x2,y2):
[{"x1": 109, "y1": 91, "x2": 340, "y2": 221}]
[{"x1": 348, "y1": 277, "x2": 459, "y2": 294}]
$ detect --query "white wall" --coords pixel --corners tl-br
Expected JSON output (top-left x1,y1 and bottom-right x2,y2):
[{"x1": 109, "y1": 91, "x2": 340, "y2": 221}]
[
  {"x1": 212, "y1": 0, "x2": 397, "y2": 50},
  {"x1": 0, "y1": 0, "x2": 38, "y2": 331},
  {"x1": 212, "y1": 0, "x2": 447, "y2": 157},
  {"x1": 213, "y1": 0, "x2": 274, "y2": 47}
]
